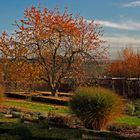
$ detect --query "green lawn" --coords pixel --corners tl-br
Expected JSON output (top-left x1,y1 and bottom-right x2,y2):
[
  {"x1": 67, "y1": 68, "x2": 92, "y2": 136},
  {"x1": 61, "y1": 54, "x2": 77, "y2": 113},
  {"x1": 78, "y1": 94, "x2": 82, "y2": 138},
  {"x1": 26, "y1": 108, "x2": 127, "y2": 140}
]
[
  {"x1": 2, "y1": 99, "x2": 70, "y2": 114},
  {"x1": 0, "y1": 117, "x2": 19, "y2": 123},
  {"x1": 2, "y1": 99, "x2": 140, "y2": 127},
  {"x1": 115, "y1": 115, "x2": 140, "y2": 126}
]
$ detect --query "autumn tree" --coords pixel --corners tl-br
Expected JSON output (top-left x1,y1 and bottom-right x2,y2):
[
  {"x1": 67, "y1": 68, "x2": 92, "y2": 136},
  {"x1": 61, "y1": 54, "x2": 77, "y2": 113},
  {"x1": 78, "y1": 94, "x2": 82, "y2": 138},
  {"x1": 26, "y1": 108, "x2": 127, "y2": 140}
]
[
  {"x1": 0, "y1": 6, "x2": 107, "y2": 96},
  {"x1": 0, "y1": 32, "x2": 41, "y2": 91},
  {"x1": 7, "y1": 60, "x2": 42, "y2": 89},
  {"x1": 109, "y1": 48, "x2": 140, "y2": 77},
  {"x1": 0, "y1": 57, "x2": 5, "y2": 101}
]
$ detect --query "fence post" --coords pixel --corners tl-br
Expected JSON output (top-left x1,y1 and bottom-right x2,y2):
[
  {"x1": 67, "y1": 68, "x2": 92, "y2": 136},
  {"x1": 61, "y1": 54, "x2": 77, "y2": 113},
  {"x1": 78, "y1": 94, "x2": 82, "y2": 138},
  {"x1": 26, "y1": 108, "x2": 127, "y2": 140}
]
[
  {"x1": 112, "y1": 79, "x2": 115, "y2": 90},
  {"x1": 122, "y1": 79, "x2": 126, "y2": 97}
]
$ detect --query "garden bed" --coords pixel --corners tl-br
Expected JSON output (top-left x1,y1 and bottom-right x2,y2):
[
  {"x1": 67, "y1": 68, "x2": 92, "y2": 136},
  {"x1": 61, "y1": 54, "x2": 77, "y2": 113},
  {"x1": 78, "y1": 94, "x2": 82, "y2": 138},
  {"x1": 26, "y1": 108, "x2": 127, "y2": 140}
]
[{"x1": 0, "y1": 99, "x2": 140, "y2": 140}]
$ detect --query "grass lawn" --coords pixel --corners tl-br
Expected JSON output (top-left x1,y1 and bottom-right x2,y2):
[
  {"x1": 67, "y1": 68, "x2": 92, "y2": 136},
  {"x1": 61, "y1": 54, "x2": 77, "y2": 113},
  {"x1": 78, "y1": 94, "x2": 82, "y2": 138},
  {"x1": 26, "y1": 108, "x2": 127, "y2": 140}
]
[
  {"x1": 1, "y1": 99, "x2": 70, "y2": 114},
  {"x1": 115, "y1": 115, "x2": 140, "y2": 126},
  {"x1": 0, "y1": 117, "x2": 20, "y2": 123},
  {"x1": 1, "y1": 99, "x2": 140, "y2": 127}
]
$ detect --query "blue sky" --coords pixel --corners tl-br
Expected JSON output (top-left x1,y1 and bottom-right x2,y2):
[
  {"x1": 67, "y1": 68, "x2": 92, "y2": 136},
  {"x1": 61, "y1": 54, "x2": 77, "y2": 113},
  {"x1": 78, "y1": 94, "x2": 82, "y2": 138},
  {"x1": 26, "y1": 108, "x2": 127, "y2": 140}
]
[{"x1": 1, "y1": 0, "x2": 140, "y2": 59}]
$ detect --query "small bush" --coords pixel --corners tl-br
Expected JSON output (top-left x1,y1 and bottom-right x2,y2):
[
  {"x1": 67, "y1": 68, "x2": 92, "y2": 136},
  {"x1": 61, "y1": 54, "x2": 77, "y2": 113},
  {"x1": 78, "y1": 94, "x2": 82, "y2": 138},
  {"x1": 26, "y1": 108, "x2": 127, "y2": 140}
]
[
  {"x1": 134, "y1": 100, "x2": 140, "y2": 116},
  {"x1": 125, "y1": 102, "x2": 135, "y2": 116},
  {"x1": 70, "y1": 87, "x2": 124, "y2": 130}
]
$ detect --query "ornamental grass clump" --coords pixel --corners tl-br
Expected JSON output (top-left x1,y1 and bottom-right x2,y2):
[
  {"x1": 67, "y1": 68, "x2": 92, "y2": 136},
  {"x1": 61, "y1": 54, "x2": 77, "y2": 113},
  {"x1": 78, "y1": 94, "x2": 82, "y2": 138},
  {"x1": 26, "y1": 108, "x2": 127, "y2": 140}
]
[{"x1": 70, "y1": 87, "x2": 124, "y2": 130}]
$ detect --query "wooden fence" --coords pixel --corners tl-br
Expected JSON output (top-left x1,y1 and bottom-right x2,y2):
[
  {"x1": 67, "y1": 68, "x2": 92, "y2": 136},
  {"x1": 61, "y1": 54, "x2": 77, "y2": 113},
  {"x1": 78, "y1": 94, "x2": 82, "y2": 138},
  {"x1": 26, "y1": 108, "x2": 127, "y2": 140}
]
[
  {"x1": 3, "y1": 77, "x2": 140, "y2": 98},
  {"x1": 97, "y1": 77, "x2": 140, "y2": 98}
]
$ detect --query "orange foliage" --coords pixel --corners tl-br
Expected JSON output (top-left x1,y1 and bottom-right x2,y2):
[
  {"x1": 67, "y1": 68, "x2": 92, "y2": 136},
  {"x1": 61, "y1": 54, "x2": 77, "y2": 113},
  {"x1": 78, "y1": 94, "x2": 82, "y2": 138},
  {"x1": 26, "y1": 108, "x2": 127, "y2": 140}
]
[
  {"x1": 0, "y1": 6, "x2": 107, "y2": 95},
  {"x1": 6, "y1": 60, "x2": 42, "y2": 84},
  {"x1": 109, "y1": 48, "x2": 140, "y2": 77}
]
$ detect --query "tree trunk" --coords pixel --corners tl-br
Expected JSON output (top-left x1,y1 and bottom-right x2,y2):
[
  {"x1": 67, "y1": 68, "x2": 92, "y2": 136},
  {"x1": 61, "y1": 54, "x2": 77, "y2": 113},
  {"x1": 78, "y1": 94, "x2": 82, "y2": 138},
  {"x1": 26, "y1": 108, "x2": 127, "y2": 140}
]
[{"x1": 51, "y1": 88, "x2": 58, "y2": 96}]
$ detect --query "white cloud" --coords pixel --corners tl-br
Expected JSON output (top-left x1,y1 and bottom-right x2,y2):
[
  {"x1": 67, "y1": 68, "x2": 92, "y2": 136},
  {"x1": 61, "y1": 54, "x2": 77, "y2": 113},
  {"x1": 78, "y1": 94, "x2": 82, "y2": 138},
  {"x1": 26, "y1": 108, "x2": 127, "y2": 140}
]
[
  {"x1": 104, "y1": 35, "x2": 140, "y2": 45},
  {"x1": 93, "y1": 20, "x2": 140, "y2": 31},
  {"x1": 122, "y1": 1, "x2": 140, "y2": 7},
  {"x1": 103, "y1": 35, "x2": 140, "y2": 59}
]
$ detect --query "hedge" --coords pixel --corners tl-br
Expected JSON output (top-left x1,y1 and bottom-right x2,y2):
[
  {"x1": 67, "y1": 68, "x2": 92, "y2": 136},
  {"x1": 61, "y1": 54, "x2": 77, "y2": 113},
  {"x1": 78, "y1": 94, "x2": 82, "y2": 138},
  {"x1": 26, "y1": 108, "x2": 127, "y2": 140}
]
[
  {"x1": 5, "y1": 92, "x2": 29, "y2": 99},
  {"x1": 32, "y1": 96, "x2": 69, "y2": 106},
  {"x1": 4, "y1": 92, "x2": 70, "y2": 106}
]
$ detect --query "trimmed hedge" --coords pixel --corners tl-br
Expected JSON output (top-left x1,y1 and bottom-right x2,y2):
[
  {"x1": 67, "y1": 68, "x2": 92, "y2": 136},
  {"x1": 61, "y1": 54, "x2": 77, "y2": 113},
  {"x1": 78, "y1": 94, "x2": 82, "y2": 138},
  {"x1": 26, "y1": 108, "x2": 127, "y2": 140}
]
[
  {"x1": 58, "y1": 93, "x2": 73, "y2": 98},
  {"x1": 32, "y1": 96, "x2": 69, "y2": 106},
  {"x1": 4, "y1": 92, "x2": 70, "y2": 106},
  {"x1": 5, "y1": 92, "x2": 41, "y2": 100},
  {"x1": 5, "y1": 92, "x2": 28, "y2": 99},
  {"x1": 37, "y1": 91, "x2": 73, "y2": 98},
  {"x1": 40, "y1": 92, "x2": 51, "y2": 96},
  {"x1": 5, "y1": 91, "x2": 72, "y2": 98}
]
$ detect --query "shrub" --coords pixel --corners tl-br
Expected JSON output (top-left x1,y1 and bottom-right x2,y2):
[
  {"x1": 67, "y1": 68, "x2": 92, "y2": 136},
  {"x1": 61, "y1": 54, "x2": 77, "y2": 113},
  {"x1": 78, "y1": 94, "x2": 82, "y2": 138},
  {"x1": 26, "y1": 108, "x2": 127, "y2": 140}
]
[
  {"x1": 134, "y1": 99, "x2": 140, "y2": 116},
  {"x1": 125, "y1": 102, "x2": 135, "y2": 116},
  {"x1": 70, "y1": 87, "x2": 124, "y2": 130},
  {"x1": 124, "y1": 100, "x2": 140, "y2": 116}
]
